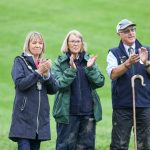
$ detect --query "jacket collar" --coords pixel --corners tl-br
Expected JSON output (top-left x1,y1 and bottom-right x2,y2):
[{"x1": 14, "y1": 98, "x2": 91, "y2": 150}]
[
  {"x1": 118, "y1": 39, "x2": 142, "y2": 56},
  {"x1": 21, "y1": 53, "x2": 37, "y2": 69}
]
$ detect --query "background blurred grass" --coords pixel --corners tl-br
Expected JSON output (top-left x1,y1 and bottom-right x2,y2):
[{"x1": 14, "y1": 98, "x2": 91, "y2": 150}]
[{"x1": 0, "y1": 0, "x2": 150, "y2": 149}]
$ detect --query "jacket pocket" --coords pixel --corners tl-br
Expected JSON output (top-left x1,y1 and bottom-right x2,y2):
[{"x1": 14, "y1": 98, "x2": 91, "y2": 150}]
[
  {"x1": 20, "y1": 96, "x2": 27, "y2": 111},
  {"x1": 53, "y1": 92, "x2": 63, "y2": 117}
]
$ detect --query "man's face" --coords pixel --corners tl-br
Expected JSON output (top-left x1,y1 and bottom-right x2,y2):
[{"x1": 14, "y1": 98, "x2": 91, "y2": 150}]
[{"x1": 118, "y1": 26, "x2": 136, "y2": 46}]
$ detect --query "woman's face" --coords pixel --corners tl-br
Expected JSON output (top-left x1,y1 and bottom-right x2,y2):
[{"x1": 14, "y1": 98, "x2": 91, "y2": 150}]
[
  {"x1": 67, "y1": 34, "x2": 83, "y2": 55},
  {"x1": 29, "y1": 37, "x2": 44, "y2": 58}
]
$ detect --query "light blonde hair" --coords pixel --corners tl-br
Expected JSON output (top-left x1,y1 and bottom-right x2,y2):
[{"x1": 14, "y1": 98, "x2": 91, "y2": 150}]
[
  {"x1": 23, "y1": 31, "x2": 45, "y2": 59},
  {"x1": 61, "y1": 30, "x2": 87, "y2": 53}
]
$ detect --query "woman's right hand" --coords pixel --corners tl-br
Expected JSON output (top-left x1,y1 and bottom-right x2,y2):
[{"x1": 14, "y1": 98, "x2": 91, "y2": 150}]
[{"x1": 69, "y1": 54, "x2": 76, "y2": 69}]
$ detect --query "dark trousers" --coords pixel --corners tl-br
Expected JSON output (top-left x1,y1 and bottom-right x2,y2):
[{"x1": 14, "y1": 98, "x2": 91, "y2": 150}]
[
  {"x1": 110, "y1": 108, "x2": 150, "y2": 150},
  {"x1": 56, "y1": 115, "x2": 96, "y2": 150},
  {"x1": 18, "y1": 138, "x2": 41, "y2": 150}
]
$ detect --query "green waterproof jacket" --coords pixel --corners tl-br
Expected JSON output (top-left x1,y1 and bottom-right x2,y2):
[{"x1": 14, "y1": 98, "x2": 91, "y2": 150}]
[{"x1": 52, "y1": 52, "x2": 105, "y2": 124}]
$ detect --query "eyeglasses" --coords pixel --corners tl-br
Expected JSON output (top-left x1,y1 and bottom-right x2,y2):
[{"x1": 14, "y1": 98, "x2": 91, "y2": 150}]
[
  {"x1": 68, "y1": 40, "x2": 82, "y2": 44},
  {"x1": 119, "y1": 27, "x2": 136, "y2": 34}
]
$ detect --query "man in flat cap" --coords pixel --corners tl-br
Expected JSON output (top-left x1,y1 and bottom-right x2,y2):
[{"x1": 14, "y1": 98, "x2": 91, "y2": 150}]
[{"x1": 106, "y1": 19, "x2": 150, "y2": 149}]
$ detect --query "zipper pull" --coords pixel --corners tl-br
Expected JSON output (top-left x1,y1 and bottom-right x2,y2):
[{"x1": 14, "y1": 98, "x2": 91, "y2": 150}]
[{"x1": 37, "y1": 81, "x2": 42, "y2": 90}]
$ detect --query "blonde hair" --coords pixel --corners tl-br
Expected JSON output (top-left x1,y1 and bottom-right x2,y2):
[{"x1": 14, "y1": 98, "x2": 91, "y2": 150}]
[
  {"x1": 23, "y1": 31, "x2": 45, "y2": 59},
  {"x1": 61, "y1": 30, "x2": 87, "y2": 53}
]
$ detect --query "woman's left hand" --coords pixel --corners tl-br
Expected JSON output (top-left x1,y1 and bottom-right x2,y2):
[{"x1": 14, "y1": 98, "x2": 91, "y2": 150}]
[
  {"x1": 87, "y1": 55, "x2": 97, "y2": 67},
  {"x1": 41, "y1": 59, "x2": 52, "y2": 77},
  {"x1": 43, "y1": 59, "x2": 52, "y2": 70}
]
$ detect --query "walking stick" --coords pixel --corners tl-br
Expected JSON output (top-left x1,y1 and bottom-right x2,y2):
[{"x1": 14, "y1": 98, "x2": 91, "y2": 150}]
[{"x1": 131, "y1": 75, "x2": 145, "y2": 150}]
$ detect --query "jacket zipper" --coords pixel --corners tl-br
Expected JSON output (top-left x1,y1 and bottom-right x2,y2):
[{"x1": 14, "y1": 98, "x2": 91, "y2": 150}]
[
  {"x1": 36, "y1": 81, "x2": 42, "y2": 134},
  {"x1": 77, "y1": 65, "x2": 82, "y2": 114},
  {"x1": 36, "y1": 90, "x2": 41, "y2": 133}
]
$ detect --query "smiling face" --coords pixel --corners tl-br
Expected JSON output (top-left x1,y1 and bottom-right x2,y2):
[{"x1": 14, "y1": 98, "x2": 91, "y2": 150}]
[
  {"x1": 118, "y1": 26, "x2": 136, "y2": 46},
  {"x1": 29, "y1": 36, "x2": 44, "y2": 59},
  {"x1": 67, "y1": 34, "x2": 83, "y2": 55}
]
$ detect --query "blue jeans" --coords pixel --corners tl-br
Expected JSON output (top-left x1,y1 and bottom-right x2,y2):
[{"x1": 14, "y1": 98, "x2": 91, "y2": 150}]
[
  {"x1": 110, "y1": 108, "x2": 150, "y2": 150},
  {"x1": 56, "y1": 115, "x2": 96, "y2": 150},
  {"x1": 18, "y1": 138, "x2": 41, "y2": 150}
]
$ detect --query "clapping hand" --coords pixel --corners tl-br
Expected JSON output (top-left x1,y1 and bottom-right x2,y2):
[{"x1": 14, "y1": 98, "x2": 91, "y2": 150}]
[
  {"x1": 69, "y1": 54, "x2": 76, "y2": 69},
  {"x1": 128, "y1": 53, "x2": 139, "y2": 65},
  {"x1": 38, "y1": 59, "x2": 52, "y2": 77},
  {"x1": 87, "y1": 55, "x2": 97, "y2": 67},
  {"x1": 139, "y1": 47, "x2": 148, "y2": 64}
]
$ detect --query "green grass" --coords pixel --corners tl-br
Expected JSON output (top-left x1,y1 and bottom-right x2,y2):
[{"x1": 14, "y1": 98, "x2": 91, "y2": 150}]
[{"x1": 0, "y1": 0, "x2": 150, "y2": 149}]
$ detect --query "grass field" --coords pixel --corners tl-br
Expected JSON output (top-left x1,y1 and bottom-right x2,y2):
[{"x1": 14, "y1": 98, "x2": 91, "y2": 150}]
[{"x1": 0, "y1": 0, "x2": 150, "y2": 149}]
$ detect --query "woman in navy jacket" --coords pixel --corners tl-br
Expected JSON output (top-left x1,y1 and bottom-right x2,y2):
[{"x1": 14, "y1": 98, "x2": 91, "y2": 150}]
[{"x1": 9, "y1": 31, "x2": 58, "y2": 150}]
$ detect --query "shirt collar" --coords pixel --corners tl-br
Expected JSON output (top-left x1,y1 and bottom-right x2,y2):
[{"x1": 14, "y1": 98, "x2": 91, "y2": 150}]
[{"x1": 123, "y1": 43, "x2": 135, "y2": 55}]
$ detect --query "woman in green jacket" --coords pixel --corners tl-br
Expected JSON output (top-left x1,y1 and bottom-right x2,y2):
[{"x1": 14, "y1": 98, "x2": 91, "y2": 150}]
[{"x1": 52, "y1": 30, "x2": 105, "y2": 150}]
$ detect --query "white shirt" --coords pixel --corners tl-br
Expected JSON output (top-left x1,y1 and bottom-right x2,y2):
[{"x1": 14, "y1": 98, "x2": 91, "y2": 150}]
[{"x1": 106, "y1": 43, "x2": 135, "y2": 78}]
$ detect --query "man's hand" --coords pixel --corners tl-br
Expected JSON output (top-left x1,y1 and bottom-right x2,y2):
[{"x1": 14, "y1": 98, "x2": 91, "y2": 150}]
[{"x1": 139, "y1": 47, "x2": 148, "y2": 65}]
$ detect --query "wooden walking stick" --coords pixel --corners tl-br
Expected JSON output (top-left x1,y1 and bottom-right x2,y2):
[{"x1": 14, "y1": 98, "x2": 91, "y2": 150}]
[{"x1": 131, "y1": 75, "x2": 145, "y2": 150}]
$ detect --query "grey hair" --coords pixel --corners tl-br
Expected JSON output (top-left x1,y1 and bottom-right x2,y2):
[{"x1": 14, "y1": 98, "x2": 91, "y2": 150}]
[
  {"x1": 61, "y1": 30, "x2": 87, "y2": 53},
  {"x1": 23, "y1": 31, "x2": 45, "y2": 58}
]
